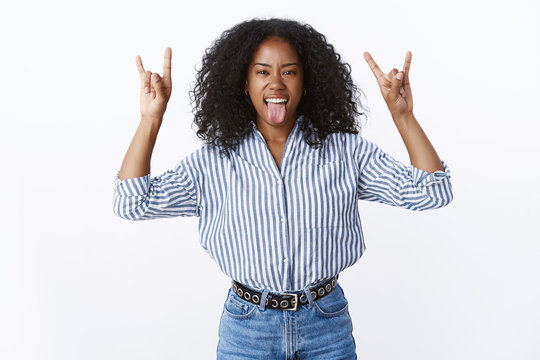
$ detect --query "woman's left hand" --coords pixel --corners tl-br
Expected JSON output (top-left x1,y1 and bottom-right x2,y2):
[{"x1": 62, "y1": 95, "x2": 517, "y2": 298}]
[{"x1": 363, "y1": 51, "x2": 413, "y2": 118}]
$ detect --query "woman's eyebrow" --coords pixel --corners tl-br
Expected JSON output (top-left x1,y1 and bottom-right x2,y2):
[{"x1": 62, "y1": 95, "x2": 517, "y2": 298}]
[{"x1": 253, "y1": 62, "x2": 298, "y2": 67}]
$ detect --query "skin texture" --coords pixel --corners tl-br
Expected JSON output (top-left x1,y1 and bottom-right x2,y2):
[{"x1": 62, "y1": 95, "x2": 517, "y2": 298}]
[
  {"x1": 137, "y1": 47, "x2": 172, "y2": 121},
  {"x1": 363, "y1": 50, "x2": 444, "y2": 172},
  {"x1": 363, "y1": 51, "x2": 412, "y2": 118},
  {"x1": 118, "y1": 47, "x2": 172, "y2": 181},
  {"x1": 245, "y1": 37, "x2": 304, "y2": 145}
]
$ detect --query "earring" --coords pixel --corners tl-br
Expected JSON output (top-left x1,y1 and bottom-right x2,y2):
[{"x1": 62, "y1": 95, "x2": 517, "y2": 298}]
[
  {"x1": 245, "y1": 90, "x2": 248, "y2": 96},
  {"x1": 303, "y1": 89, "x2": 306, "y2": 96}
]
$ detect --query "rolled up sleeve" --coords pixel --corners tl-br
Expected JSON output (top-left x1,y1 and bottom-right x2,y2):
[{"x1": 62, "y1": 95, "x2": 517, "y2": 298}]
[
  {"x1": 357, "y1": 137, "x2": 453, "y2": 211},
  {"x1": 112, "y1": 161, "x2": 200, "y2": 220}
]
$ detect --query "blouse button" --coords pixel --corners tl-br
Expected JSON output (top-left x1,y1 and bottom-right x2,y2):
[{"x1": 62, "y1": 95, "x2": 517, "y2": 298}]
[{"x1": 281, "y1": 217, "x2": 286, "y2": 223}]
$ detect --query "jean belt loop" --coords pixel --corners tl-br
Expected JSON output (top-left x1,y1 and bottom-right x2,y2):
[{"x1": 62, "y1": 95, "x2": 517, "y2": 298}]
[
  {"x1": 302, "y1": 284, "x2": 314, "y2": 309},
  {"x1": 259, "y1": 289, "x2": 270, "y2": 311}
]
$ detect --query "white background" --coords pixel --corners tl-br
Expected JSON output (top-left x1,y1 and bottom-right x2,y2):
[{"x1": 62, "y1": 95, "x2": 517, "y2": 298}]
[{"x1": 1, "y1": 0, "x2": 539, "y2": 359}]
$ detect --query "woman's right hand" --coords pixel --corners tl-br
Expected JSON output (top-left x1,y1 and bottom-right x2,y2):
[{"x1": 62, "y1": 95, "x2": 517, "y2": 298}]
[{"x1": 137, "y1": 47, "x2": 172, "y2": 122}]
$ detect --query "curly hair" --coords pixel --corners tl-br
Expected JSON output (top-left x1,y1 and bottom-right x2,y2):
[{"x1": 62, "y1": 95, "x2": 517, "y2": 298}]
[{"x1": 189, "y1": 17, "x2": 369, "y2": 157}]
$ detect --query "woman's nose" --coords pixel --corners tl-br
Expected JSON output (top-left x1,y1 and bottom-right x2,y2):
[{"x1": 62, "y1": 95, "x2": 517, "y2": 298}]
[{"x1": 268, "y1": 73, "x2": 284, "y2": 90}]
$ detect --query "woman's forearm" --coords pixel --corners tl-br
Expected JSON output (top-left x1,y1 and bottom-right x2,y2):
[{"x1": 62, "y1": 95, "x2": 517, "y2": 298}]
[
  {"x1": 117, "y1": 117, "x2": 162, "y2": 181},
  {"x1": 392, "y1": 112, "x2": 445, "y2": 173}
]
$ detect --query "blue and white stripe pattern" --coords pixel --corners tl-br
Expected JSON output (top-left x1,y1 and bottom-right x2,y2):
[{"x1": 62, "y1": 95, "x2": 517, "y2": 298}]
[{"x1": 113, "y1": 116, "x2": 453, "y2": 292}]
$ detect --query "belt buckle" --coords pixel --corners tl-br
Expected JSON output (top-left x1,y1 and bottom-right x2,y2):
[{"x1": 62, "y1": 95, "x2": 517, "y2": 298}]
[{"x1": 280, "y1": 293, "x2": 299, "y2": 311}]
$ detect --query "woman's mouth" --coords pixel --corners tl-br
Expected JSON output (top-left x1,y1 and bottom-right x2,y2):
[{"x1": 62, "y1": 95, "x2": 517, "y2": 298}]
[
  {"x1": 264, "y1": 97, "x2": 288, "y2": 123},
  {"x1": 264, "y1": 98, "x2": 288, "y2": 106}
]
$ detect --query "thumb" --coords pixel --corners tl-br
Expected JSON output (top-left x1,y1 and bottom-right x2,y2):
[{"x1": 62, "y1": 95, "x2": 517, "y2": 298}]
[
  {"x1": 151, "y1": 73, "x2": 164, "y2": 91},
  {"x1": 390, "y1": 71, "x2": 403, "y2": 100}
]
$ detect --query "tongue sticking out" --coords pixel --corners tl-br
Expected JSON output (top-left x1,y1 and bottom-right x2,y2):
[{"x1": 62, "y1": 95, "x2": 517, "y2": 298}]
[{"x1": 267, "y1": 102, "x2": 287, "y2": 124}]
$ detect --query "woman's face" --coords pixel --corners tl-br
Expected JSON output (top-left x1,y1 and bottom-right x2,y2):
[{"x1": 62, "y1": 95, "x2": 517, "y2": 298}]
[{"x1": 245, "y1": 36, "x2": 304, "y2": 129}]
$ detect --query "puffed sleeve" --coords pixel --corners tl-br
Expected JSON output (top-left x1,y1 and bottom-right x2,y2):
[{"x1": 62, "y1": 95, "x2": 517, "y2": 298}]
[
  {"x1": 112, "y1": 160, "x2": 200, "y2": 220},
  {"x1": 356, "y1": 136, "x2": 453, "y2": 211}
]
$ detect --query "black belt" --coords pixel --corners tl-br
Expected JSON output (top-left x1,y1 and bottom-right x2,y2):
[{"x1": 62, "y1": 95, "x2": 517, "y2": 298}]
[{"x1": 231, "y1": 274, "x2": 339, "y2": 311}]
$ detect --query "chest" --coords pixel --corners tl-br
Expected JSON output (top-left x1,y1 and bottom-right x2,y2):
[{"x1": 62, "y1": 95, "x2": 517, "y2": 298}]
[
  {"x1": 266, "y1": 142, "x2": 286, "y2": 170},
  {"x1": 214, "y1": 151, "x2": 357, "y2": 230}
]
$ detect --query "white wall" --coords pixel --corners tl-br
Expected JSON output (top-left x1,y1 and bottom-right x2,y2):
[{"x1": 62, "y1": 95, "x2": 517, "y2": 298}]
[{"x1": 1, "y1": 0, "x2": 539, "y2": 358}]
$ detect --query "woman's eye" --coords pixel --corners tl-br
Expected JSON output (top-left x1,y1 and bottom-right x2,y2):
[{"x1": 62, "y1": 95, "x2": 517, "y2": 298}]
[{"x1": 256, "y1": 70, "x2": 295, "y2": 75}]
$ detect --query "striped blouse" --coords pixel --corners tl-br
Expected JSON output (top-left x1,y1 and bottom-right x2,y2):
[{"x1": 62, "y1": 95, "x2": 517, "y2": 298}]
[{"x1": 112, "y1": 115, "x2": 453, "y2": 292}]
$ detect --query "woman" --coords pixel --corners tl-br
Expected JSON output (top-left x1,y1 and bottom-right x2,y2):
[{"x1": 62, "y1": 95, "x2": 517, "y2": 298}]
[{"x1": 113, "y1": 18, "x2": 453, "y2": 359}]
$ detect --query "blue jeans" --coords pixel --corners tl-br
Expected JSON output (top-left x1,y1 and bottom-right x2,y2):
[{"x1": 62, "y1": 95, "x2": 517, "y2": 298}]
[{"x1": 216, "y1": 280, "x2": 357, "y2": 359}]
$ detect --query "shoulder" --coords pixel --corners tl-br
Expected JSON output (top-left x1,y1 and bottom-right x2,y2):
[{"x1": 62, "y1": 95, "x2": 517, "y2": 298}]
[
  {"x1": 325, "y1": 130, "x2": 373, "y2": 152},
  {"x1": 178, "y1": 142, "x2": 230, "y2": 172},
  {"x1": 326, "y1": 131, "x2": 386, "y2": 167},
  {"x1": 182, "y1": 142, "x2": 224, "y2": 160}
]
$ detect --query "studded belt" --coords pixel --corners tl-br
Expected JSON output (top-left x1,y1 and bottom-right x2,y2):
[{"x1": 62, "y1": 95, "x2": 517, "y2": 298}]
[{"x1": 231, "y1": 274, "x2": 339, "y2": 311}]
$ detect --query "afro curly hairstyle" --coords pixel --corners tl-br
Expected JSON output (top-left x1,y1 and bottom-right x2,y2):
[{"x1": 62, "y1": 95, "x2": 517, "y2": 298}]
[{"x1": 189, "y1": 17, "x2": 369, "y2": 157}]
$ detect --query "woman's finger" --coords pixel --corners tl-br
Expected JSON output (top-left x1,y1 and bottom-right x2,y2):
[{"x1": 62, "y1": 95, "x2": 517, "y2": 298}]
[
  {"x1": 143, "y1": 70, "x2": 152, "y2": 94},
  {"x1": 402, "y1": 51, "x2": 412, "y2": 95},
  {"x1": 162, "y1": 47, "x2": 172, "y2": 87},
  {"x1": 363, "y1": 51, "x2": 385, "y2": 82},
  {"x1": 387, "y1": 68, "x2": 398, "y2": 80},
  {"x1": 402, "y1": 51, "x2": 412, "y2": 77},
  {"x1": 136, "y1": 55, "x2": 146, "y2": 81}
]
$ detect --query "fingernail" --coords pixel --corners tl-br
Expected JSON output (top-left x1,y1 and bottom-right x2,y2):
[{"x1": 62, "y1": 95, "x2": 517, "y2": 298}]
[
  {"x1": 396, "y1": 72, "x2": 403, "y2": 80},
  {"x1": 145, "y1": 86, "x2": 149, "y2": 94}
]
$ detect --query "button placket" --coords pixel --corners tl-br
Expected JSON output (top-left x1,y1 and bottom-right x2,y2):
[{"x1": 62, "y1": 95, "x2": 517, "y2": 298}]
[
  {"x1": 277, "y1": 176, "x2": 291, "y2": 289},
  {"x1": 272, "y1": 119, "x2": 302, "y2": 290}
]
